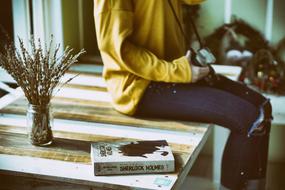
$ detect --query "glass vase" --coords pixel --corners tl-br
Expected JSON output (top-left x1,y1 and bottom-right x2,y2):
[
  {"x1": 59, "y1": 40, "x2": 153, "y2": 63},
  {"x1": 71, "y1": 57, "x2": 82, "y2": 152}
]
[{"x1": 27, "y1": 104, "x2": 53, "y2": 146}]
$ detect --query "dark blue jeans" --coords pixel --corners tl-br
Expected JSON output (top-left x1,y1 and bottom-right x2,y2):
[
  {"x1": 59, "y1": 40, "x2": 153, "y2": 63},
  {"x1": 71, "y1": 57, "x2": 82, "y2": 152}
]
[{"x1": 135, "y1": 76, "x2": 271, "y2": 189}]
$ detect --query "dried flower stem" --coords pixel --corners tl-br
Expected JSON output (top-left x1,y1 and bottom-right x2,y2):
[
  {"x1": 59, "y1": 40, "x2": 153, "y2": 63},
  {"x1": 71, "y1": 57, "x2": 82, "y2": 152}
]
[{"x1": 0, "y1": 36, "x2": 85, "y2": 105}]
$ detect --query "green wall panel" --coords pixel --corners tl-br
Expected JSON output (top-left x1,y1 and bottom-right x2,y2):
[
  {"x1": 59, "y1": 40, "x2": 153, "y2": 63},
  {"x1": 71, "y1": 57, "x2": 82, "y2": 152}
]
[
  {"x1": 272, "y1": 0, "x2": 285, "y2": 44},
  {"x1": 61, "y1": 0, "x2": 80, "y2": 52}
]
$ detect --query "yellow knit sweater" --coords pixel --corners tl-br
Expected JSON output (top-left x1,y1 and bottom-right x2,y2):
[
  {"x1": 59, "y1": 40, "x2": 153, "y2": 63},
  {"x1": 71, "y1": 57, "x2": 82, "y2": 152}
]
[{"x1": 94, "y1": 0, "x2": 204, "y2": 115}]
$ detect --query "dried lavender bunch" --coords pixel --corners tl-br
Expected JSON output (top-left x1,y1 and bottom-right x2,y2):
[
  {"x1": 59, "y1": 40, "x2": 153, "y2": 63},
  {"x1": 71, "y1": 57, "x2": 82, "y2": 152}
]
[{"x1": 0, "y1": 36, "x2": 85, "y2": 106}]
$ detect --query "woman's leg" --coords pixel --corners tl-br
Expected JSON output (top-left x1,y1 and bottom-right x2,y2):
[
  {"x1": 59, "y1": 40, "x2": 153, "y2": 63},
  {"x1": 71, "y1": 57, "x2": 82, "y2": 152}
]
[
  {"x1": 210, "y1": 76, "x2": 272, "y2": 189},
  {"x1": 136, "y1": 81, "x2": 259, "y2": 135},
  {"x1": 211, "y1": 76, "x2": 272, "y2": 121},
  {"x1": 135, "y1": 81, "x2": 271, "y2": 189},
  {"x1": 221, "y1": 123, "x2": 270, "y2": 189},
  {"x1": 209, "y1": 75, "x2": 267, "y2": 107}
]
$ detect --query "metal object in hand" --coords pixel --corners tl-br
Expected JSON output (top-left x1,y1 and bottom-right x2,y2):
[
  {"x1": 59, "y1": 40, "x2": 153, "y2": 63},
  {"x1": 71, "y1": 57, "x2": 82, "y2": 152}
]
[{"x1": 196, "y1": 48, "x2": 216, "y2": 67}]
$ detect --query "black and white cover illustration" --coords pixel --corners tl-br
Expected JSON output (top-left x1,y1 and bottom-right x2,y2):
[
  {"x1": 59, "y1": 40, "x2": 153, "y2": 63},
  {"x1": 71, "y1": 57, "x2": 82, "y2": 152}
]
[{"x1": 91, "y1": 140, "x2": 175, "y2": 175}]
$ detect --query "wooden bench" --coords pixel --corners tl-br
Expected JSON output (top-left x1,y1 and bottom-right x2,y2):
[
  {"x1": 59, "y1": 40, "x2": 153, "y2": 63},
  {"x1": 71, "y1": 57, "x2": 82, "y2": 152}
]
[{"x1": 0, "y1": 66, "x2": 212, "y2": 190}]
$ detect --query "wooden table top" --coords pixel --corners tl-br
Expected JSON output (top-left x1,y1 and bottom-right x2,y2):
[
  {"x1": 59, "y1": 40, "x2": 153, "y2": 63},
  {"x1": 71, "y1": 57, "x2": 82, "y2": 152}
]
[{"x1": 0, "y1": 69, "x2": 212, "y2": 190}]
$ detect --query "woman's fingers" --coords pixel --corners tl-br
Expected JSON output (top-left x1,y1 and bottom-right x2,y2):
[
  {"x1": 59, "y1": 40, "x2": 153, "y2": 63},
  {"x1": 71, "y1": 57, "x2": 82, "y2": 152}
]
[
  {"x1": 185, "y1": 50, "x2": 210, "y2": 83},
  {"x1": 191, "y1": 65, "x2": 210, "y2": 83},
  {"x1": 185, "y1": 50, "x2": 191, "y2": 62},
  {"x1": 199, "y1": 66, "x2": 210, "y2": 79}
]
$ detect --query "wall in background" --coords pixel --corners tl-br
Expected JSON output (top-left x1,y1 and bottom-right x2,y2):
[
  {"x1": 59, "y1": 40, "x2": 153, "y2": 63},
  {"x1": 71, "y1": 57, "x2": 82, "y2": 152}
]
[
  {"x1": 61, "y1": 0, "x2": 284, "y2": 57},
  {"x1": 0, "y1": 0, "x2": 13, "y2": 46},
  {"x1": 196, "y1": 0, "x2": 225, "y2": 37},
  {"x1": 231, "y1": 0, "x2": 267, "y2": 35},
  {"x1": 268, "y1": 126, "x2": 285, "y2": 162},
  {"x1": 61, "y1": 0, "x2": 81, "y2": 53},
  {"x1": 272, "y1": 0, "x2": 285, "y2": 44},
  {"x1": 0, "y1": 1, "x2": 13, "y2": 31},
  {"x1": 198, "y1": 0, "x2": 284, "y2": 45},
  {"x1": 81, "y1": 0, "x2": 99, "y2": 56},
  {"x1": 61, "y1": 0, "x2": 98, "y2": 57}
]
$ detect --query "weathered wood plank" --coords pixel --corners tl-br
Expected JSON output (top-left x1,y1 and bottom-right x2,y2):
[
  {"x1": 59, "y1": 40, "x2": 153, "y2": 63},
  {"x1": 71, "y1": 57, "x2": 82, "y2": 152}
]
[
  {"x1": 0, "y1": 87, "x2": 23, "y2": 109},
  {"x1": 0, "y1": 131, "x2": 90, "y2": 162},
  {"x1": 0, "y1": 70, "x2": 106, "y2": 89},
  {"x1": 0, "y1": 154, "x2": 178, "y2": 190},
  {"x1": 0, "y1": 97, "x2": 208, "y2": 133},
  {"x1": 52, "y1": 97, "x2": 113, "y2": 108},
  {"x1": 0, "y1": 114, "x2": 205, "y2": 147},
  {"x1": 0, "y1": 131, "x2": 189, "y2": 174},
  {"x1": 0, "y1": 124, "x2": 195, "y2": 155},
  {"x1": 64, "y1": 83, "x2": 107, "y2": 92},
  {"x1": 0, "y1": 112, "x2": 205, "y2": 190}
]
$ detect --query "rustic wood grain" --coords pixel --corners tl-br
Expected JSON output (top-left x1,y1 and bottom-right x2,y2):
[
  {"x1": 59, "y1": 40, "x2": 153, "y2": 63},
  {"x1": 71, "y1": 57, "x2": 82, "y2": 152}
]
[
  {"x1": 0, "y1": 97, "x2": 208, "y2": 133},
  {"x1": 0, "y1": 124, "x2": 195, "y2": 155},
  {"x1": 64, "y1": 83, "x2": 107, "y2": 92},
  {"x1": 0, "y1": 123, "x2": 196, "y2": 178}
]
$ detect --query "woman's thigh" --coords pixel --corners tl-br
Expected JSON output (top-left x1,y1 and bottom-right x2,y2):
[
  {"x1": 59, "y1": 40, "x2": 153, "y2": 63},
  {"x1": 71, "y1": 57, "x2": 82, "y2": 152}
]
[
  {"x1": 211, "y1": 75, "x2": 267, "y2": 107},
  {"x1": 135, "y1": 81, "x2": 259, "y2": 133}
]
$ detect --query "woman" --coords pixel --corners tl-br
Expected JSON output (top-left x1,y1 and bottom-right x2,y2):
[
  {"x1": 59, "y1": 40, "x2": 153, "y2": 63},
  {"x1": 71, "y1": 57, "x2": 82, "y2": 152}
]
[{"x1": 93, "y1": 0, "x2": 272, "y2": 189}]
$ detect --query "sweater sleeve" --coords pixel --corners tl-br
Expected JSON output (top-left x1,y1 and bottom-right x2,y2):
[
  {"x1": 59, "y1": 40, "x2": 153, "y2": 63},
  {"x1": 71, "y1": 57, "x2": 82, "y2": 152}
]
[
  {"x1": 94, "y1": 0, "x2": 192, "y2": 83},
  {"x1": 180, "y1": 0, "x2": 205, "y2": 5}
]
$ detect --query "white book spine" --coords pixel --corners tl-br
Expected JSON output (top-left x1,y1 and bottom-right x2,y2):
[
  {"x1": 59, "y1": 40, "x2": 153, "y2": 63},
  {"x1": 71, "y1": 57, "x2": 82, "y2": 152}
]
[{"x1": 93, "y1": 160, "x2": 175, "y2": 176}]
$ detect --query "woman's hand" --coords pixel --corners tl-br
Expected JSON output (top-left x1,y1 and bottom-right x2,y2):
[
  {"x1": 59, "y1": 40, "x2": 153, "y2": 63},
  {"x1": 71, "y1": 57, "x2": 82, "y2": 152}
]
[{"x1": 185, "y1": 50, "x2": 210, "y2": 83}]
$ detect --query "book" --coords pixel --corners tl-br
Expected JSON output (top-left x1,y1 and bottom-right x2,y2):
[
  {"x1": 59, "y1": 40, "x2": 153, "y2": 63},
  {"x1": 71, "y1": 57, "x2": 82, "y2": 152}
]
[{"x1": 90, "y1": 140, "x2": 175, "y2": 176}]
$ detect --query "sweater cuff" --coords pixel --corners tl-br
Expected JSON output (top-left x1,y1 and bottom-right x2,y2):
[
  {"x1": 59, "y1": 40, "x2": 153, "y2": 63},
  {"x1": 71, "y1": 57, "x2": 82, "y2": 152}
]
[{"x1": 176, "y1": 56, "x2": 192, "y2": 83}]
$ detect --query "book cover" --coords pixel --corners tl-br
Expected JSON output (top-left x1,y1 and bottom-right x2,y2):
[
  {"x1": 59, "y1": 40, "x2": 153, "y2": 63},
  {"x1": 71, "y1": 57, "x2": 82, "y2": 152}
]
[{"x1": 91, "y1": 140, "x2": 175, "y2": 176}]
